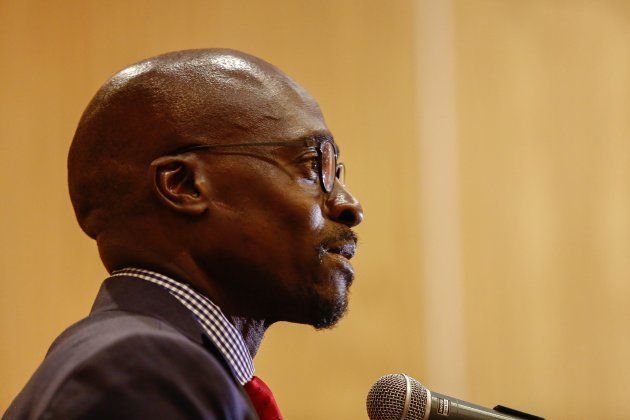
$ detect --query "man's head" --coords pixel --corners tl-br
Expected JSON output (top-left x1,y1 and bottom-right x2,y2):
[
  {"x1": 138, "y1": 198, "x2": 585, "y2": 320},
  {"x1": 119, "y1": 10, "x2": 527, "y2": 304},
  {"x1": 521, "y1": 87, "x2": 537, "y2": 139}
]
[{"x1": 68, "y1": 49, "x2": 363, "y2": 329}]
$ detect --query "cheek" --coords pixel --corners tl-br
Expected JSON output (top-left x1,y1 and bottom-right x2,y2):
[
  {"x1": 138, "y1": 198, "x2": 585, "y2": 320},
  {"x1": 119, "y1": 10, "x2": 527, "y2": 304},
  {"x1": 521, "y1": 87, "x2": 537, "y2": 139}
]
[
  {"x1": 271, "y1": 194, "x2": 325, "y2": 236},
  {"x1": 306, "y1": 202, "x2": 326, "y2": 231},
  {"x1": 285, "y1": 202, "x2": 326, "y2": 254},
  {"x1": 232, "y1": 199, "x2": 325, "y2": 259}
]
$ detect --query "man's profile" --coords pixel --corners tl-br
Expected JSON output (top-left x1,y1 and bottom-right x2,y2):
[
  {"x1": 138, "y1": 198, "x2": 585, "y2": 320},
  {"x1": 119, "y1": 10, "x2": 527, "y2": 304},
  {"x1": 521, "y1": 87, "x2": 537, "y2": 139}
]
[{"x1": 5, "y1": 49, "x2": 363, "y2": 419}]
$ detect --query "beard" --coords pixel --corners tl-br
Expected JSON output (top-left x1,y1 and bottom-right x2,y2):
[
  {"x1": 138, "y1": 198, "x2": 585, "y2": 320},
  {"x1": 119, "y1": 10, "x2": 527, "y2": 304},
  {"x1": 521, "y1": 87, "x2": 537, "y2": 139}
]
[
  {"x1": 309, "y1": 263, "x2": 354, "y2": 330},
  {"x1": 308, "y1": 228, "x2": 357, "y2": 329},
  {"x1": 311, "y1": 289, "x2": 350, "y2": 329}
]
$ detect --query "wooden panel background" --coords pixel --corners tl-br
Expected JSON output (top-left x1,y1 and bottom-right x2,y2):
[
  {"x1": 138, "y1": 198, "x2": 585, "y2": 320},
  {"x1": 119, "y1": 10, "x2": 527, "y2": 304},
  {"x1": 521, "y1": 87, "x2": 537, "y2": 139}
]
[
  {"x1": 1, "y1": 1, "x2": 630, "y2": 418},
  {"x1": 0, "y1": 1, "x2": 420, "y2": 418}
]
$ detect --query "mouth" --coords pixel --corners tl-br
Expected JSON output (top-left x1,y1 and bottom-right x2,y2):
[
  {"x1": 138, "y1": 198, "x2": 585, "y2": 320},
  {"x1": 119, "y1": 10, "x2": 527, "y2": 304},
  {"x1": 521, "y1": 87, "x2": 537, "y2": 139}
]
[{"x1": 325, "y1": 242, "x2": 356, "y2": 260}]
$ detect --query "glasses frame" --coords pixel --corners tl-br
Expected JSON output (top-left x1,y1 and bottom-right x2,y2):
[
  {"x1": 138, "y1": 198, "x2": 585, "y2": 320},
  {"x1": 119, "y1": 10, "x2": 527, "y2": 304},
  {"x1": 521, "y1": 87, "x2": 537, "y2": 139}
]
[{"x1": 170, "y1": 138, "x2": 344, "y2": 193}]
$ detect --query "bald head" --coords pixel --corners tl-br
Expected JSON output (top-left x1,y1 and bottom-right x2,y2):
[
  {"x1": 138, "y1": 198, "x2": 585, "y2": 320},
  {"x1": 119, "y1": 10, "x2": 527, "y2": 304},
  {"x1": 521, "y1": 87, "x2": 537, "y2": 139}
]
[
  {"x1": 68, "y1": 49, "x2": 321, "y2": 239},
  {"x1": 68, "y1": 49, "x2": 363, "y2": 329}
]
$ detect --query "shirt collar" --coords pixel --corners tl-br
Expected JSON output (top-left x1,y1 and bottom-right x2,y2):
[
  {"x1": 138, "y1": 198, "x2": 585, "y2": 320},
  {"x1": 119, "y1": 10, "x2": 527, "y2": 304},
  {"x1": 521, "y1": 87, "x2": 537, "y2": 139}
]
[{"x1": 110, "y1": 267, "x2": 255, "y2": 385}]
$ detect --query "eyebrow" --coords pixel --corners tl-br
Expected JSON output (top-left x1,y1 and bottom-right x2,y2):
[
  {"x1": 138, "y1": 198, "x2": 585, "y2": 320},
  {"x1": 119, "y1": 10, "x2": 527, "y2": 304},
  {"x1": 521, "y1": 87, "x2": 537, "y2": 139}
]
[
  {"x1": 304, "y1": 133, "x2": 340, "y2": 154},
  {"x1": 308, "y1": 133, "x2": 334, "y2": 143},
  {"x1": 167, "y1": 132, "x2": 340, "y2": 157}
]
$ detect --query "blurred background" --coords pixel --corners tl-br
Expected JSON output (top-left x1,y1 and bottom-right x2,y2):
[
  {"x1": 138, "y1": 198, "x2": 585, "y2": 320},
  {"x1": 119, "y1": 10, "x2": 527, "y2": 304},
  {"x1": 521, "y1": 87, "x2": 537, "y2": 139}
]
[{"x1": 1, "y1": 0, "x2": 630, "y2": 418}]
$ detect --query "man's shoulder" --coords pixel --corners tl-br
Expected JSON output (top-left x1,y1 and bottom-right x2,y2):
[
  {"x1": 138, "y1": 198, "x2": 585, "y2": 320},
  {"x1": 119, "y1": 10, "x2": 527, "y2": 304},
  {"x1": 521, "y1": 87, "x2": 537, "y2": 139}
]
[
  {"x1": 6, "y1": 310, "x2": 254, "y2": 420},
  {"x1": 49, "y1": 308, "x2": 216, "y2": 371},
  {"x1": 48, "y1": 308, "x2": 193, "y2": 357}
]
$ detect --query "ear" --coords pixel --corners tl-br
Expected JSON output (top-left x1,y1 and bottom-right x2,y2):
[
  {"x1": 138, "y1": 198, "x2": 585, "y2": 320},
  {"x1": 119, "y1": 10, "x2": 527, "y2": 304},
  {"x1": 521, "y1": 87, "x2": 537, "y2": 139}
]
[{"x1": 150, "y1": 155, "x2": 210, "y2": 215}]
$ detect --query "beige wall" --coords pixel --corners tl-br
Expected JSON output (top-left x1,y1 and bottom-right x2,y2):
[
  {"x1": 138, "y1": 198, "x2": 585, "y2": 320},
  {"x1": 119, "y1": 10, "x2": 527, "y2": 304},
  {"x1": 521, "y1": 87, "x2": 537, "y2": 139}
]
[
  {"x1": 0, "y1": 1, "x2": 419, "y2": 418},
  {"x1": 1, "y1": 1, "x2": 629, "y2": 419},
  {"x1": 454, "y1": 1, "x2": 630, "y2": 418}
]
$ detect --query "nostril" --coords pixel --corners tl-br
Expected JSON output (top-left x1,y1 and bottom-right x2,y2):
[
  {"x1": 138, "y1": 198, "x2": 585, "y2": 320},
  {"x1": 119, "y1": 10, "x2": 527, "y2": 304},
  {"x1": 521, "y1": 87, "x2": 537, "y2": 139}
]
[
  {"x1": 335, "y1": 207, "x2": 363, "y2": 228},
  {"x1": 327, "y1": 187, "x2": 364, "y2": 227}
]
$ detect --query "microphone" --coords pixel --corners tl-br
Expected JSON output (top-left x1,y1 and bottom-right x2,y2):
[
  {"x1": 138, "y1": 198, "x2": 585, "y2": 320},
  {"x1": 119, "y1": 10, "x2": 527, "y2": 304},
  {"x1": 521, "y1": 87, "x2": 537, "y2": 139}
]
[{"x1": 366, "y1": 374, "x2": 543, "y2": 420}]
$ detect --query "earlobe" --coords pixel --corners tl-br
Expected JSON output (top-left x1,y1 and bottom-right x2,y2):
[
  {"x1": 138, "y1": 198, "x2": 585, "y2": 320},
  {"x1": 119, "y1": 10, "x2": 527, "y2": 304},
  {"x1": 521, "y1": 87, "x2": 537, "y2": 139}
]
[{"x1": 150, "y1": 155, "x2": 210, "y2": 215}]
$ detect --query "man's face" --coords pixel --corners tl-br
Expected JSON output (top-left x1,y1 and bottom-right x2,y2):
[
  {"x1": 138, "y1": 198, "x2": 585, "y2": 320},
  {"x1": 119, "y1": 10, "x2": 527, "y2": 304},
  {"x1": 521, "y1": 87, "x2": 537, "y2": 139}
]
[{"x1": 195, "y1": 88, "x2": 363, "y2": 328}]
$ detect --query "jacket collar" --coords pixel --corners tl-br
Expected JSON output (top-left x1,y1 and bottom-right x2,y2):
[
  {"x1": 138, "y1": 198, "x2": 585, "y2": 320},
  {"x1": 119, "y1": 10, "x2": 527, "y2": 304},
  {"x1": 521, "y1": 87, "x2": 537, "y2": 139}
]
[{"x1": 90, "y1": 275, "x2": 236, "y2": 380}]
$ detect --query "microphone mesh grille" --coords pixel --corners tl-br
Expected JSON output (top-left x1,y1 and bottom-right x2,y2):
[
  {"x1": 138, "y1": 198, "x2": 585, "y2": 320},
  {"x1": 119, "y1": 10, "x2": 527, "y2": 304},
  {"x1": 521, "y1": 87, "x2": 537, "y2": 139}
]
[{"x1": 366, "y1": 374, "x2": 428, "y2": 420}]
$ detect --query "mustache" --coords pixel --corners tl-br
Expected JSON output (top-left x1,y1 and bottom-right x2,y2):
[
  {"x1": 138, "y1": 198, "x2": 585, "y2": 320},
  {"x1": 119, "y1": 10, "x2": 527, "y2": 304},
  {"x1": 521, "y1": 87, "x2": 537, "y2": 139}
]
[{"x1": 318, "y1": 229, "x2": 358, "y2": 251}]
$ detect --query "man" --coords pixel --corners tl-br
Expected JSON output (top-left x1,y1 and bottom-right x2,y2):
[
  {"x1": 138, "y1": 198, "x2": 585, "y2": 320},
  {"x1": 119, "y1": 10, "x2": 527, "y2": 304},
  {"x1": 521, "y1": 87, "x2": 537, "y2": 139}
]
[{"x1": 5, "y1": 49, "x2": 363, "y2": 419}]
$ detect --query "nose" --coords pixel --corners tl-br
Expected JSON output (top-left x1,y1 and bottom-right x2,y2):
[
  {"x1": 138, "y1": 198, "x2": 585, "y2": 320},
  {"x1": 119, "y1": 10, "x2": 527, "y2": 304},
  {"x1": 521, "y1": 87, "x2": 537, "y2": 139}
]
[{"x1": 326, "y1": 182, "x2": 364, "y2": 228}]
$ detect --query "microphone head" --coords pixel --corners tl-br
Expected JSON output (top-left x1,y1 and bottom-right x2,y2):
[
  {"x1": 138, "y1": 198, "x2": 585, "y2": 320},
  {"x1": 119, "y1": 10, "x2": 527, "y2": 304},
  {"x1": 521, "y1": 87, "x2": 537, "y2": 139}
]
[{"x1": 366, "y1": 374, "x2": 430, "y2": 420}]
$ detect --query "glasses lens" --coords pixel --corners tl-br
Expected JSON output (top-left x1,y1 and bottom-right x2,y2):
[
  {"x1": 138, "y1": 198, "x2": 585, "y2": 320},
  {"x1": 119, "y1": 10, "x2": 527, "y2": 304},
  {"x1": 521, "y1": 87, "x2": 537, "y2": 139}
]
[
  {"x1": 321, "y1": 141, "x2": 336, "y2": 192},
  {"x1": 336, "y1": 163, "x2": 345, "y2": 185}
]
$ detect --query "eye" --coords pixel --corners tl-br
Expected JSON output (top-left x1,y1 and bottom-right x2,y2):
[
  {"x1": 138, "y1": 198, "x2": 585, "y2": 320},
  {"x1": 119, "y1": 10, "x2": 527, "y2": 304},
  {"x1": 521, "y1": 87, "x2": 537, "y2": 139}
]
[{"x1": 297, "y1": 154, "x2": 319, "y2": 182}]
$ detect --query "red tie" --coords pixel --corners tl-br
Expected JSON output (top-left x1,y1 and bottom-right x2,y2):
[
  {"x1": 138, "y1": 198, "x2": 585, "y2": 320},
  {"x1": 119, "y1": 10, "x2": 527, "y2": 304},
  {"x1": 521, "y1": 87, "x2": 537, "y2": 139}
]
[{"x1": 243, "y1": 376, "x2": 283, "y2": 420}]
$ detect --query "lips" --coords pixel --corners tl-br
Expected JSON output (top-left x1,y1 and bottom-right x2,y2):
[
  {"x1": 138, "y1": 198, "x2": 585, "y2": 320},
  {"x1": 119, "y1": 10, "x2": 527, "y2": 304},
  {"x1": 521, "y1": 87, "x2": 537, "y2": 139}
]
[{"x1": 326, "y1": 242, "x2": 356, "y2": 260}]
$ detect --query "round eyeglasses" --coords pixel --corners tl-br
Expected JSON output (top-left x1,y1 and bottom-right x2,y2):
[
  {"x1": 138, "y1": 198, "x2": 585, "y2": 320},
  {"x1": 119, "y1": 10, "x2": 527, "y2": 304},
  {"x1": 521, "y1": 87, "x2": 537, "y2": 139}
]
[{"x1": 169, "y1": 137, "x2": 345, "y2": 193}]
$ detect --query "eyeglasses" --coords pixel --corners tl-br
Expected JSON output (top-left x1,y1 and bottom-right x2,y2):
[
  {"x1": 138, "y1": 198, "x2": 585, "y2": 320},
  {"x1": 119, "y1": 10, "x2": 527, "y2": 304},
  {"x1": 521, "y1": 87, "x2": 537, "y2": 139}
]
[{"x1": 170, "y1": 138, "x2": 345, "y2": 193}]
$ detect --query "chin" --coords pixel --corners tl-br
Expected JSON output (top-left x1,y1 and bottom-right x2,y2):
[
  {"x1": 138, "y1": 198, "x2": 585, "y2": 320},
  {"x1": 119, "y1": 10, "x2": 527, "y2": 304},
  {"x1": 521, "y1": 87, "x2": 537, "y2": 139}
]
[
  {"x1": 312, "y1": 306, "x2": 348, "y2": 330},
  {"x1": 298, "y1": 254, "x2": 354, "y2": 329},
  {"x1": 310, "y1": 283, "x2": 351, "y2": 330}
]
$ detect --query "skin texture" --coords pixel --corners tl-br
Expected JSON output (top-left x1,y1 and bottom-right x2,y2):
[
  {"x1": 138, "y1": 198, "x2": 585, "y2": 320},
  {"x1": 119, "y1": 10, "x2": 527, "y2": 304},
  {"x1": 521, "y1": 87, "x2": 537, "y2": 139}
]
[{"x1": 68, "y1": 49, "x2": 363, "y2": 357}]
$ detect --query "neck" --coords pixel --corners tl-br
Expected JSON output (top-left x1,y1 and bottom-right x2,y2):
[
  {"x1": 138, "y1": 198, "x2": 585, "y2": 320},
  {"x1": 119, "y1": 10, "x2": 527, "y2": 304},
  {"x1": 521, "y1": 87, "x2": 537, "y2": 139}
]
[
  {"x1": 228, "y1": 316, "x2": 270, "y2": 358},
  {"x1": 100, "y1": 242, "x2": 273, "y2": 358},
  {"x1": 144, "y1": 261, "x2": 273, "y2": 357}
]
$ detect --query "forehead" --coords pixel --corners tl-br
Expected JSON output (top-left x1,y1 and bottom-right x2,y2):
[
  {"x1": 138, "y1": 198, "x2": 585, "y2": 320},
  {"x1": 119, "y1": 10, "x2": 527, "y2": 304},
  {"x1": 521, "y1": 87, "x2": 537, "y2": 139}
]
[
  {"x1": 120, "y1": 51, "x2": 332, "y2": 152},
  {"x1": 235, "y1": 75, "x2": 329, "y2": 143},
  {"x1": 194, "y1": 56, "x2": 329, "y2": 143}
]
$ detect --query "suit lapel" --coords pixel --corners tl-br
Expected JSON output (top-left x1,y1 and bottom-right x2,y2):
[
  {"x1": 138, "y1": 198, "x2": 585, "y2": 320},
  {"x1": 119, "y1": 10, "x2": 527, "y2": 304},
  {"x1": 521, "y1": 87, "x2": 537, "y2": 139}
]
[{"x1": 91, "y1": 275, "x2": 240, "y2": 384}]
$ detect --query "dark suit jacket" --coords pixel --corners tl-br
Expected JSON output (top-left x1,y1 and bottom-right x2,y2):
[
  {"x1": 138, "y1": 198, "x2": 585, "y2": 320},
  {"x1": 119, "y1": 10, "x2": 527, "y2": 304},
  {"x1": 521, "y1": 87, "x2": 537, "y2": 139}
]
[{"x1": 4, "y1": 275, "x2": 259, "y2": 420}]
